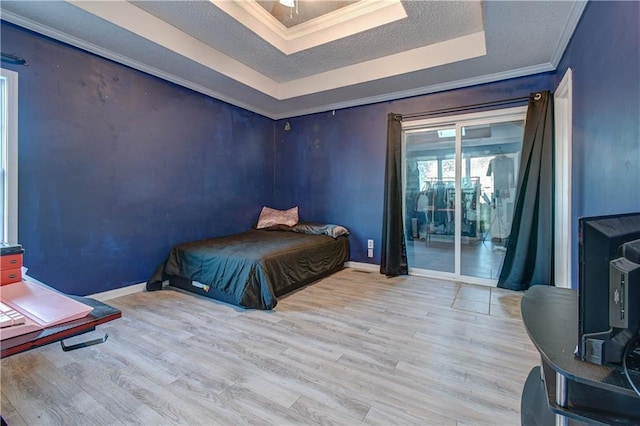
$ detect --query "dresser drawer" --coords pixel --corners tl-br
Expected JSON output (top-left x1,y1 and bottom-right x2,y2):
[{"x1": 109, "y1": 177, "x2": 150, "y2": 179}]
[
  {"x1": 0, "y1": 267, "x2": 22, "y2": 285},
  {"x1": 1, "y1": 253, "x2": 22, "y2": 270}
]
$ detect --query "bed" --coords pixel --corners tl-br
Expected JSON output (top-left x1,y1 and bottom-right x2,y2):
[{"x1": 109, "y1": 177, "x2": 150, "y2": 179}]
[{"x1": 145, "y1": 222, "x2": 350, "y2": 310}]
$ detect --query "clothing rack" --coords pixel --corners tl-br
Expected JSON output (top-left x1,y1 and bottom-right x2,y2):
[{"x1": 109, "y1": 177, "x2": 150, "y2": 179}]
[
  {"x1": 422, "y1": 177, "x2": 453, "y2": 191},
  {"x1": 415, "y1": 178, "x2": 480, "y2": 238}
]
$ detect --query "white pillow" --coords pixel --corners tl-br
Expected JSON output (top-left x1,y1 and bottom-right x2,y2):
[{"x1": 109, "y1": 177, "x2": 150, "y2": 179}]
[{"x1": 256, "y1": 206, "x2": 299, "y2": 229}]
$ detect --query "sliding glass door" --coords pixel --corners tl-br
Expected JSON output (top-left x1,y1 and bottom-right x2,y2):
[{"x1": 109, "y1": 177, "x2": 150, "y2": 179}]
[
  {"x1": 403, "y1": 107, "x2": 526, "y2": 285},
  {"x1": 405, "y1": 126, "x2": 456, "y2": 274}
]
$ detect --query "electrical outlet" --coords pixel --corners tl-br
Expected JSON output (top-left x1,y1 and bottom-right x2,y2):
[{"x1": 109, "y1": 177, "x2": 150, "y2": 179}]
[
  {"x1": 367, "y1": 239, "x2": 374, "y2": 249},
  {"x1": 367, "y1": 248, "x2": 374, "y2": 258}
]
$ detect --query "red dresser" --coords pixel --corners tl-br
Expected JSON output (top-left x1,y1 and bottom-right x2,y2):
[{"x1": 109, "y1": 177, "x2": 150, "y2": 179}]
[{"x1": 1, "y1": 243, "x2": 24, "y2": 286}]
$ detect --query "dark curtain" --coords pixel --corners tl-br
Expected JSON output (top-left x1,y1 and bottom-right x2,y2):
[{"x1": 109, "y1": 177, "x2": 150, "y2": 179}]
[
  {"x1": 498, "y1": 91, "x2": 554, "y2": 291},
  {"x1": 380, "y1": 113, "x2": 408, "y2": 276}
]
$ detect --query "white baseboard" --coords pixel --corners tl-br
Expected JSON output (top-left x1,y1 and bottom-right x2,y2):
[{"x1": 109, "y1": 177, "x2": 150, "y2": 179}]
[
  {"x1": 24, "y1": 273, "x2": 147, "y2": 301},
  {"x1": 91, "y1": 264, "x2": 380, "y2": 301},
  {"x1": 89, "y1": 283, "x2": 147, "y2": 301},
  {"x1": 25, "y1": 263, "x2": 379, "y2": 303},
  {"x1": 31, "y1": 263, "x2": 492, "y2": 303},
  {"x1": 345, "y1": 261, "x2": 379, "y2": 272}
]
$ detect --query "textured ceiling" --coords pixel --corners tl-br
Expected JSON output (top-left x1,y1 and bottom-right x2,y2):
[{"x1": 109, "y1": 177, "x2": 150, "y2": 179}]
[
  {"x1": 256, "y1": 0, "x2": 358, "y2": 28},
  {"x1": 0, "y1": 1, "x2": 587, "y2": 119}
]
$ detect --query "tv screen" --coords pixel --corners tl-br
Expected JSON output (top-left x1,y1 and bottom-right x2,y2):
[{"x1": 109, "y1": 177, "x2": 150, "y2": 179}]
[{"x1": 578, "y1": 212, "x2": 640, "y2": 363}]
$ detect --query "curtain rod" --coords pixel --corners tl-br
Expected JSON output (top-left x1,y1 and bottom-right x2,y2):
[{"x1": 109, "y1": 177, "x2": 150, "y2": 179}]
[
  {"x1": 1, "y1": 53, "x2": 29, "y2": 66},
  {"x1": 400, "y1": 95, "x2": 532, "y2": 121}
]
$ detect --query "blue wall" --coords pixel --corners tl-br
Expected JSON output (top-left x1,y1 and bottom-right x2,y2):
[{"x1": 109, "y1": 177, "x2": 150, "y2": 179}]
[
  {"x1": 555, "y1": 1, "x2": 640, "y2": 287},
  {"x1": 1, "y1": 23, "x2": 275, "y2": 295},
  {"x1": 6, "y1": 2, "x2": 633, "y2": 296},
  {"x1": 274, "y1": 74, "x2": 554, "y2": 263}
]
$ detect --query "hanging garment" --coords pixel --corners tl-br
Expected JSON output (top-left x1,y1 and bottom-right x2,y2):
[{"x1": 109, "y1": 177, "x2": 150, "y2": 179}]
[{"x1": 487, "y1": 155, "x2": 514, "y2": 198}]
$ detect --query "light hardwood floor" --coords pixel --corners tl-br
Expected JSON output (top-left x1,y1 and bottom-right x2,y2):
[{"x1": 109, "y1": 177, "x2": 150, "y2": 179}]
[
  {"x1": 1, "y1": 269, "x2": 539, "y2": 425},
  {"x1": 406, "y1": 238, "x2": 507, "y2": 280}
]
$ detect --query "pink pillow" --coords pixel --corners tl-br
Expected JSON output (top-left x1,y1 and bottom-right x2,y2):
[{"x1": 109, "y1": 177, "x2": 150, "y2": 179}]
[{"x1": 256, "y1": 206, "x2": 299, "y2": 229}]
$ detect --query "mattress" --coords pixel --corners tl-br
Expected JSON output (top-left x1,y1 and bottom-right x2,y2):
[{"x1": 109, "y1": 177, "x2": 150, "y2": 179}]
[{"x1": 146, "y1": 228, "x2": 349, "y2": 309}]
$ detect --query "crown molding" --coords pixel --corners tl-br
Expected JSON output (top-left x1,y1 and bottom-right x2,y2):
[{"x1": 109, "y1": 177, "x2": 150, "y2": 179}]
[
  {"x1": 1, "y1": 3, "x2": 563, "y2": 121},
  {"x1": 279, "y1": 31, "x2": 487, "y2": 99},
  {"x1": 214, "y1": 0, "x2": 407, "y2": 55},
  {"x1": 273, "y1": 63, "x2": 556, "y2": 120},
  {"x1": 549, "y1": 0, "x2": 588, "y2": 67},
  {"x1": 4, "y1": 3, "x2": 487, "y2": 103},
  {"x1": 0, "y1": 9, "x2": 276, "y2": 118},
  {"x1": 68, "y1": 0, "x2": 281, "y2": 97}
]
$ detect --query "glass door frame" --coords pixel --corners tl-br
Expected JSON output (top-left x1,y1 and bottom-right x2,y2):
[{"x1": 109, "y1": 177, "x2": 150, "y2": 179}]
[{"x1": 402, "y1": 106, "x2": 527, "y2": 286}]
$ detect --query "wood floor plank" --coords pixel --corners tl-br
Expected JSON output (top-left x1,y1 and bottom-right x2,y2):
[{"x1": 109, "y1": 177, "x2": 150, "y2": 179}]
[
  {"x1": 58, "y1": 360, "x2": 169, "y2": 425},
  {"x1": 1, "y1": 268, "x2": 537, "y2": 425},
  {"x1": 0, "y1": 391, "x2": 26, "y2": 426}
]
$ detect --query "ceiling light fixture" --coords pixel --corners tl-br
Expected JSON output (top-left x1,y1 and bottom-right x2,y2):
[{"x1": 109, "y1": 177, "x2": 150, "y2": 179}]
[{"x1": 279, "y1": 0, "x2": 298, "y2": 18}]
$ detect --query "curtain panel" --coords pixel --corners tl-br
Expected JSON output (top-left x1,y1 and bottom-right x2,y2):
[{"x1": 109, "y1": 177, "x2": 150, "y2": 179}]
[
  {"x1": 380, "y1": 113, "x2": 408, "y2": 277},
  {"x1": 498, "y1": 91, "x2": 554, "y2": 291}
]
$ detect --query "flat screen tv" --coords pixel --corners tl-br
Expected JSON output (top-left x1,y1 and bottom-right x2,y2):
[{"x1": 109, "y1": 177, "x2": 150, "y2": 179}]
[{"x1": 578, "y1": 212, "x2": 640, "y2": 365}]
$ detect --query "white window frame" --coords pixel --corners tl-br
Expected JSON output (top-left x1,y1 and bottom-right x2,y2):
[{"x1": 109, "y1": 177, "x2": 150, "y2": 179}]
[{"x1": 1, "y1": 68, "x2": 18, "y2": 244}]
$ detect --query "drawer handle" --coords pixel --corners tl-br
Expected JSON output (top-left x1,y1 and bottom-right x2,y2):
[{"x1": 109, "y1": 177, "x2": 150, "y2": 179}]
[
  {"x1": 9, "y1": 259, "x2": 18, "y2": 264},
  {"x1": 8, "y1": 274, "x2": 17, "y2": 279}
]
